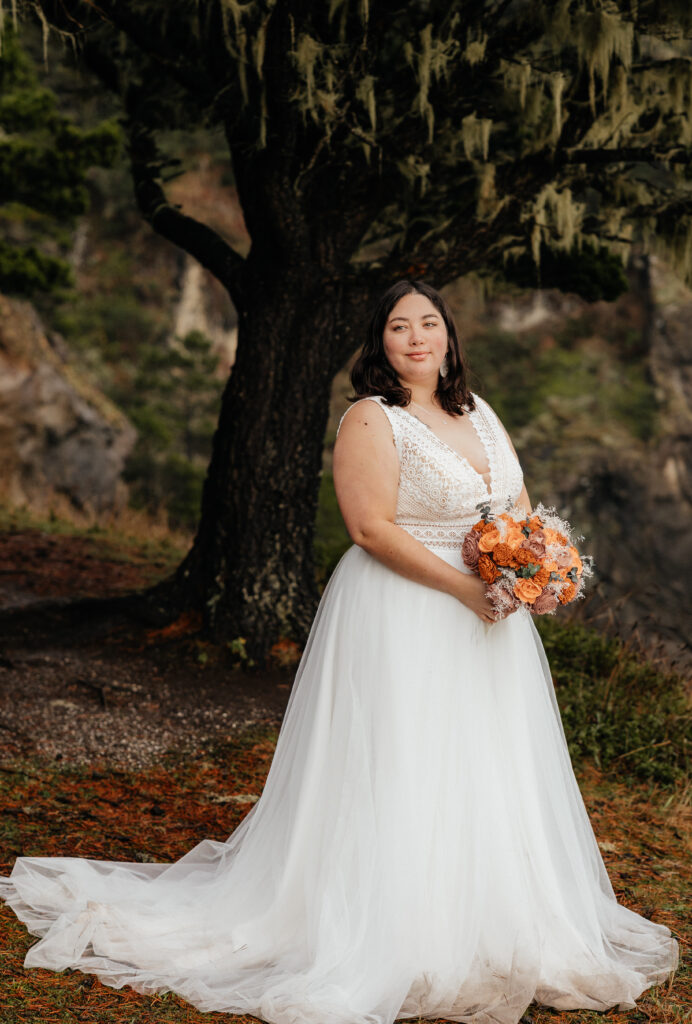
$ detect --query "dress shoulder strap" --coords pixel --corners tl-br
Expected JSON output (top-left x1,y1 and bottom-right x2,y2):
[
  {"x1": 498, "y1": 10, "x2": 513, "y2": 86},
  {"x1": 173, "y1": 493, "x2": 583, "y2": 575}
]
[
  {"x1": 336, "y1": 395, "x2": 400, "y2": 450},
  {"x1": 470, "y1": 392, "x2": 500, "y2": 437}
]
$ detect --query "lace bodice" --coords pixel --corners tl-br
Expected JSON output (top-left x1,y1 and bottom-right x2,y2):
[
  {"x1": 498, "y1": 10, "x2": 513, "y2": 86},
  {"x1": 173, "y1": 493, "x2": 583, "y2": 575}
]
[{"x1": 337, "y1": 392, "x2": 524, "y2": 551}]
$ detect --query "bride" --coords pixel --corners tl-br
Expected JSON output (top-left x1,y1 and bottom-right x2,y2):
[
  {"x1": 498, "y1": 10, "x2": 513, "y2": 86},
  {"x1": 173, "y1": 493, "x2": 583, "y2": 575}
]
[{"x1": 0, "y1": 280, "x2": 678, "y2": 1024}]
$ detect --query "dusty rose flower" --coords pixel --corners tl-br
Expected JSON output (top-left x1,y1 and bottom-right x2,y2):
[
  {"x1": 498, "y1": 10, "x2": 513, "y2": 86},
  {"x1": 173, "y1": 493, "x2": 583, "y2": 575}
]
[
  {"x1": 533, "y1": 588, "x2": 559, "y2": 614},
  {"x1": 523, "y1": 529, "x2": 546, "y2": 560},
  {"x1": 554, "y1": 548, "x2": 573, "y2": 570},
  {"x1": 488, "y1": 584, "x2": 521, "y2": 617},
  {"x1": 461, "y1": 530, "x2": 481, "y2": 570}
]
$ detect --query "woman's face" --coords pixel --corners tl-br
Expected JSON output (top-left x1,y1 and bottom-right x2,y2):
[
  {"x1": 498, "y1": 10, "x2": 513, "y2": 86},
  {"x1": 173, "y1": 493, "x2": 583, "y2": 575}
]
[{"x1": 382, "y1": 292, "x2": 448, "y2": 386}]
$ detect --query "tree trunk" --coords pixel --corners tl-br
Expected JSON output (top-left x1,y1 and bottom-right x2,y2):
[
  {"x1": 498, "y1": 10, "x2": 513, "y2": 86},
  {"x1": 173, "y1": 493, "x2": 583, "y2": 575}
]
[{"x1": 170, "y1": 259, "x2": 356, "y2": 659}]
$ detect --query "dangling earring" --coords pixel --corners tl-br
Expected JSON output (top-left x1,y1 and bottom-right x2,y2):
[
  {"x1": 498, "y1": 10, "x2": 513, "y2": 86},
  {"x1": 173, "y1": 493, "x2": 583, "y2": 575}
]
[{"x1": 439, "y1": 354, "x2": 449, "y2": 379}]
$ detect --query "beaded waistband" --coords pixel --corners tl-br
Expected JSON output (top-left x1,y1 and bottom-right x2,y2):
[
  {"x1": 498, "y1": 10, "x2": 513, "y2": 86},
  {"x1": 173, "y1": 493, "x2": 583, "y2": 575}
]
[{"x1": 397, "y1": 520, "x2": 475, "y2": 550}]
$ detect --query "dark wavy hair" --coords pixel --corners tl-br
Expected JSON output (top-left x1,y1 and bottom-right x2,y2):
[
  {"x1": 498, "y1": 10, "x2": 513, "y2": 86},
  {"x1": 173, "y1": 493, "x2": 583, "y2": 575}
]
[{"x1": 349, "y1": 279, "x2": 475, "y2": 414}]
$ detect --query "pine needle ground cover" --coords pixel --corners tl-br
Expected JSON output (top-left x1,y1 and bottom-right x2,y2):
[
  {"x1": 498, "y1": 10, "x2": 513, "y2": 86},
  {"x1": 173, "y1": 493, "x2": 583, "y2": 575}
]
[
  {"x1": 0, "y1": 521, "x2": 688, "y2": 1023},
  {"x1": 0, "y1": 734, "x2": 688, "y2": 1024}
]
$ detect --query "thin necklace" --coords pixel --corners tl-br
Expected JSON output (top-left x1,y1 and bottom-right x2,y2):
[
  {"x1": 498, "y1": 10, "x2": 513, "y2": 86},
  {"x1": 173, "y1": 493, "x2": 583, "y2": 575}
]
[{"x1": 409, "y1": 399, "x2": 460, "y2": 420}]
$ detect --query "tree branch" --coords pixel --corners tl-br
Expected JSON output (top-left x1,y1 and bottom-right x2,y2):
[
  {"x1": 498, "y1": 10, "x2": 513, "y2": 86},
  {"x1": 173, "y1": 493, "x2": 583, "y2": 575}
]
[
  {"x1": 126, "y1": 117, "x2": 246, "y2": 308},
  {"x1": 563, "y1": 146, "x2": 692, "y2": 167},
  {"x1": 32, "y1": 0, "x2": 215, "y2": 102}
]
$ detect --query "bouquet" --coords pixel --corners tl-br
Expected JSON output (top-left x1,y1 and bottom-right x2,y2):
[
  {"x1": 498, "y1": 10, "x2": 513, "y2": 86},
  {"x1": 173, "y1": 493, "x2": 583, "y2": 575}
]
[{"x1": 461, "y1": 501, "x2": 594, "y2": 618}]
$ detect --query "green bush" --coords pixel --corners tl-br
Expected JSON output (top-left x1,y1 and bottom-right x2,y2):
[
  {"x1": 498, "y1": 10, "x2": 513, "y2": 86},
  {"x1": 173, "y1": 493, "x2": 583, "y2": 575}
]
[{"x1": 536, "y1": 617, "x2": 690, "y2": 786}]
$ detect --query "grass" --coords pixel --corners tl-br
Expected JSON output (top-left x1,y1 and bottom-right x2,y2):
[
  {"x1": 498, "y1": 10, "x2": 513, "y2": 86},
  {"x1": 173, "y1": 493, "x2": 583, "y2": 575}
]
[
  {"x1": 0, "y1": 485, "x2": 191, "y2": 575},
  {"x1": 0, "y1": 469, "x2": 352, "y2": 592},
  {"x1": 536, "y1": 617, "x2": 690, "y2": 786}
]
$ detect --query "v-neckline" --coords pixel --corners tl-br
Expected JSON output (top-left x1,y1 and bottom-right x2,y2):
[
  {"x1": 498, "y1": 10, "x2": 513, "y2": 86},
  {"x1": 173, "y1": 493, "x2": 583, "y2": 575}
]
[{"x1": 401, "y1": 401, "x2": 493, "y2": 498}]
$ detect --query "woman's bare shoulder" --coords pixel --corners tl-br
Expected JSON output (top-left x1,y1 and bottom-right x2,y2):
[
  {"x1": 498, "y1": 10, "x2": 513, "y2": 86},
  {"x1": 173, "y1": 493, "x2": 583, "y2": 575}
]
[{"x1": 336, "y1": 396, "x2": 393, "y2": 440}]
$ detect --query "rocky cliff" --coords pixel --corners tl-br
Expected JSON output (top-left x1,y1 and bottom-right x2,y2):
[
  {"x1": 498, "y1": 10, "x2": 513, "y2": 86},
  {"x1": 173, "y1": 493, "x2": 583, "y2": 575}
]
[
  {"x1": 0, "y1": 294, "x2": 136, "y2": 513},
  {"x1": 453, "y1": 255, "x2": 691, "y2": 668}
]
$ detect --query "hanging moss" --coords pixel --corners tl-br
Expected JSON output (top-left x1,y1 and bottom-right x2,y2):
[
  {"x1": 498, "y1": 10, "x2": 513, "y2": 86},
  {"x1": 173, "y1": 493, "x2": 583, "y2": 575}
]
[
  {"x1": 356, "y1": 74, "x2": 376, "y2": 131},
  {"x1": 10, "y1": 0, "x2": 692, "y2": 293},
  {"x1": 551, "y1": 70, "x2": 566, "y2": 138}
]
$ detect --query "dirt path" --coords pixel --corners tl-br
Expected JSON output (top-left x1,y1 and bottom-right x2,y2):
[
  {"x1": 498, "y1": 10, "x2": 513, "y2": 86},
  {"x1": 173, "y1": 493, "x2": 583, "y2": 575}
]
[{"x1": 0, "y1": 529, "x2": 291, "y2": 768}]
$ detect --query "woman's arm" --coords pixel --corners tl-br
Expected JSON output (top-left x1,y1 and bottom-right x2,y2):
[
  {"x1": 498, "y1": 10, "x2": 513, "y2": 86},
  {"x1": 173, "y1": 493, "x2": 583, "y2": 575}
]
[{"x1": 333, "y1": 401, "x2": 498, "y2": 623}]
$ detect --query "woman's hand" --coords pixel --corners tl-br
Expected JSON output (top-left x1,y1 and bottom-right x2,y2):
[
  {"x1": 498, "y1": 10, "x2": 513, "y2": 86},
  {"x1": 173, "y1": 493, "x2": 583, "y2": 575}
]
[{"x1": 453, "y1": 573, "x2": 519, "y2": 624}]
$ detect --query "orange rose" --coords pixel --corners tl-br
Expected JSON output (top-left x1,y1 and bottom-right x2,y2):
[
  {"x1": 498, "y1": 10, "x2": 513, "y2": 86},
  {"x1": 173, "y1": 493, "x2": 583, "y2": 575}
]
[
  {"x1": 558, "y1": 581, "x2": 577, "y2": 605},
  {"x1": 504, "y1": 527, "x2": 525, "y2": 550},
  {"x1": 478, "y1": 527, "x2": 501, "y2": 552},
  {"x1": 524, "y1": 515, "x2": 542, "y2": 533},
  {"x1": 478, "y1": 553, "x2": 500, "y2": 584},
  {"x1": 568, "y1": 546, "x2": 583, "y2": 575},
  {"x1": 472, "y1": 520, "x2": 485, "y2": 533},
  {"x1": 481, "y1": 521, "x2": 496, "y2": 533},
  {"x1": 513, "y1": 578, "x2": 543, "y2": 604},
  {"x1": 493, "y1": 543, "x2": 515, "y2": 566},
  {"x1": 544, "y1": 528, "x2": 567, "y2": 547}
]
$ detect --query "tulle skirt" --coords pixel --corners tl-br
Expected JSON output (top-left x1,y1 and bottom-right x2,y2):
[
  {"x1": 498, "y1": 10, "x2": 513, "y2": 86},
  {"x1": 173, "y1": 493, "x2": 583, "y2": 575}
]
[{"x1": 0, "y1": 543, "x2": 678, "y2": 1024}]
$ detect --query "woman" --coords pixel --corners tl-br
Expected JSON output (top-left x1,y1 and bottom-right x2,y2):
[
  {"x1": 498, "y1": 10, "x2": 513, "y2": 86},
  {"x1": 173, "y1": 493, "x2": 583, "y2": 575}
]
[{"x1": 0, "y1": 280, "x2": 678, "y2": 1024}]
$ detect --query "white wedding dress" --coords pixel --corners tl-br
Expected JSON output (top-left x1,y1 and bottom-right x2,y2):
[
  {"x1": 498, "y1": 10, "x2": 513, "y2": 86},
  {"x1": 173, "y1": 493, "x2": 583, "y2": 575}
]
[{"x1": 0, "y1": 393, "x2": 678, "y2": 1024}]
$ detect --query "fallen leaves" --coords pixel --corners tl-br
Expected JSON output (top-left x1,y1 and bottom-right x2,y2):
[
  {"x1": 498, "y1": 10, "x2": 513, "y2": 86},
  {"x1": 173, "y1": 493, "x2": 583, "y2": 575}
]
[{"x1": 0, "y1": 744, "x2": 688, "y2": 1024}]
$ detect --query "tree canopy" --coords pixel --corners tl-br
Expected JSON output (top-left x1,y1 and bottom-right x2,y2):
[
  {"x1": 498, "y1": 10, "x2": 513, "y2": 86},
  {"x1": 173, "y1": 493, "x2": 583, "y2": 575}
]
[
  {"x1": 4, "y1": 0, "x2": 692, "y2": 657},
  {"x1": 0, "y1": 23, "x2": 120, "y2": 295},
  {"x1": 7, "y1": 1, "x2": 692, "y2": 304}
]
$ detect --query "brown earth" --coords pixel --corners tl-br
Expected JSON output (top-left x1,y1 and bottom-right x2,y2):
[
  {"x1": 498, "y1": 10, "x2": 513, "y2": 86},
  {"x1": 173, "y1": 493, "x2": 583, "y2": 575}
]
[
  {"x1": 0, "y1": 529, "x2": 688, "y2": 1024},
  {"x1": 0, "y1": 528, "x2": 292, "y2": 770}
]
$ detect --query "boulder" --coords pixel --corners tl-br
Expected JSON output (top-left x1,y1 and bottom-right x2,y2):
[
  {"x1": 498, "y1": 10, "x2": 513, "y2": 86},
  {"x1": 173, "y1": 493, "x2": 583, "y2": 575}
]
[{"x1": 0, "y1": 293, "x2": 136, "y2": 513}]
